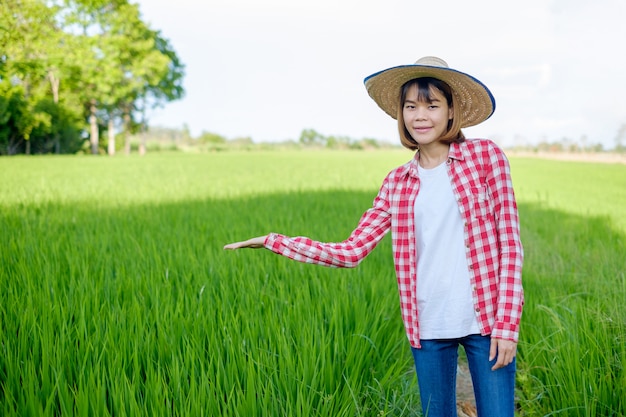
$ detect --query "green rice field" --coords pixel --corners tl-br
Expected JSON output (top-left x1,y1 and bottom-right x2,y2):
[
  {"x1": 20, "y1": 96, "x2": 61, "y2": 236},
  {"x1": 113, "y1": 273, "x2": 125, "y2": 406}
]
[{"x1": 1, "y1": 151, "x2": 624, "y2": 416}]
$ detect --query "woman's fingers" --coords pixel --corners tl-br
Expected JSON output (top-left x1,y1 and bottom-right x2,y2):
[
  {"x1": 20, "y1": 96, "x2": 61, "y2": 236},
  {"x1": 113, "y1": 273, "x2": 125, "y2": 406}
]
[
  {"x1": 223, "y1": 236, "x2": 267, "y2": 250},
  {"x1": 490, "y1": 338, "x2": 517, "y2": 370}
]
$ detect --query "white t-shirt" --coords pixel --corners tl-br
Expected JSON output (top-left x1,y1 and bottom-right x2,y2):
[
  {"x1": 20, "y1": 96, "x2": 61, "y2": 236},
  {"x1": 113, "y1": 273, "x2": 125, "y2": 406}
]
[{"x1": 414, "y1": 161, "x2": 480, "y2": 339}]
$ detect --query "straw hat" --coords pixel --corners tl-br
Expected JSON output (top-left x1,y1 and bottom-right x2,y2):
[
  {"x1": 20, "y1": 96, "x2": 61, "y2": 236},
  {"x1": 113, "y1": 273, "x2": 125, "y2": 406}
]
[{"x1": 364, "y1": 56, "x2": 495, "y2": 127}]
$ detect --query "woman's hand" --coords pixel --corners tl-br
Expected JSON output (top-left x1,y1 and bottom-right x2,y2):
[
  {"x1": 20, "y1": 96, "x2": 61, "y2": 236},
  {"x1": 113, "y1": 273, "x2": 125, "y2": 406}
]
[
  {"x1": 489, "y1": 338, "x2": 517, "y2": 370},
  {"x1": 223, "y1": 236, "x2": 267, "y2": 250}
]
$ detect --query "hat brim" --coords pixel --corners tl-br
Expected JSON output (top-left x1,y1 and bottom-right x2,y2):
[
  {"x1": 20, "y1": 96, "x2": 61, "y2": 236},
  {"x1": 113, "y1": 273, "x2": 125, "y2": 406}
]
[{"x1": 364, "y1": 64, "x2": 495, "y2": 128}]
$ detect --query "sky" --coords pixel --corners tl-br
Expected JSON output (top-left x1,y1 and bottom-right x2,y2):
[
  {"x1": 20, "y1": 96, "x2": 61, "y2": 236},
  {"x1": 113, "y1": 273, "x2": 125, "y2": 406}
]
[{"x1": 134, "y1": 0, "x2": 626, "y2": 149}]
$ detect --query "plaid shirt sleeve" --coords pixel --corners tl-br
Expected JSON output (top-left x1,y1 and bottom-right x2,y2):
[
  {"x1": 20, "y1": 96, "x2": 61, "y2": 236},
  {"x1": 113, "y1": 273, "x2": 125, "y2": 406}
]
[
  {"x1": 454, "y1": 140, "x2": 524, "y2": 343},
  {"x1": 263, "y1": 177, "x2": 393, "y2": 267},
  {"x1": 485, "y1": 143, "x2": 524, "y2": 342}
]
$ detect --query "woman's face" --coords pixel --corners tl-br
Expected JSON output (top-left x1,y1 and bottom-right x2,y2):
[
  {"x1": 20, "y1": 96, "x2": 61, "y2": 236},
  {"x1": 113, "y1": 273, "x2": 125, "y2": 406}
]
[{"x1": 402, "y1": 84, "x2": 453, "y2": 148}]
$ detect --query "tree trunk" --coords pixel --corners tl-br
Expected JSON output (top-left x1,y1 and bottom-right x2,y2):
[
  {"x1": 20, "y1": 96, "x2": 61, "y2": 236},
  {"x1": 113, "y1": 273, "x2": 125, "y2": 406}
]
[
  {"x1": 107, "y1": 118, "x2": 115, "y2": 156},
  {"x1": 48, "y1": 70, "x2": 60, "y2": 104},
  {"x1": 8, "y1": 135, "x2": 20, "y2": 155},
  {"x1": 139, "y1": 130, "x2": 146, "y2": 156},
  {"x1": 25, "y1": 140, "x2": 31, "y2": 155},
  {"x1": 89, "y1": 100, "x2": 99, "y2": 155},
  {"x1": 123, "y1": 112, "x2": 131, "y2": 155}
]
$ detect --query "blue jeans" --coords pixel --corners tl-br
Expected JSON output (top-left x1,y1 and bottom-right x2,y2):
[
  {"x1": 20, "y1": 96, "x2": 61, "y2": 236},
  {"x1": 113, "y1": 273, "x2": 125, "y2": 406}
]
[{"x1": 411, "y1": 334, "x2": 516, "y2": 417}]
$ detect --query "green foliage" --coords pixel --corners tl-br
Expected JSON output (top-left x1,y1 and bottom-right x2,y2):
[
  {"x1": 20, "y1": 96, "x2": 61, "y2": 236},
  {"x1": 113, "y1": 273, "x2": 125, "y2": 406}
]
[
  {"x1": 0, "y1": 78, "x2": 84, "y2": 155},
  {"x1": 0, "y1": 81, "x2": 45, "y2": 154},
  {"x1": 30, "y1": 97, "x2": 84, "y2": 153},
  {"x1": 0, "y1": 0, "x2": 184, "y2": 155},
  {"x1": 127, "y1": 126, "x2": 395, "y2": 152},
  {"x1": 299, "y1": 128, "x2": 325, "y2": 146},
  {"x1": 197, "y1": 131, "x2": 227, "y2": 145},
  {"x1": 297, "y1": 128, "x2": 387, "y2": 150}
]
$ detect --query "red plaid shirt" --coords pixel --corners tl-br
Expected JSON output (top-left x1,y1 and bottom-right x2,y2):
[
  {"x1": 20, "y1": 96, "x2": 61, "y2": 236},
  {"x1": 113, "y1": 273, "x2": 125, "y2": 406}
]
[{"x1": 265, "y1": 139, "x2": 524, "y2": 347}]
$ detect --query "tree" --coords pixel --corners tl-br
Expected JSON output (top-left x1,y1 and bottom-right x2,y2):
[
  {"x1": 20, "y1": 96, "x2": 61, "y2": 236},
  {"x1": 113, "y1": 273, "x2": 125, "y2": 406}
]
[
  {"x1": 120, "y1": 23, "x2": 185, "y2": 155},
  {"x1": 198, "y1": 131, "x2": 227, "y2": 145},
  {"x1": 0, "y1": 0, "x2": 184, "y2": 155},
  {"x1": 64, "y1": 0, "x2": 184, "y2": 155},
  {"x1": 299, "y1": 128, "x2": 325, "y2": 146},
  {"x1": 1, "y1": 0, "x2": 65, "y2": 154}
]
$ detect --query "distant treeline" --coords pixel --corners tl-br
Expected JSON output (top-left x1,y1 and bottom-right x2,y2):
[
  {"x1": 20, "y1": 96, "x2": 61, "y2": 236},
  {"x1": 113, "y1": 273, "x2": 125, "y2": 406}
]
[
  {"x1": 133, "y1": 126, "x2": 626, "y2": 154},
  {"x1": 0, "y1": 0, "x2": 184, "y2": 156},
  {"x1": 128, "y1": 127, "x2": 401, "y2": 152}
]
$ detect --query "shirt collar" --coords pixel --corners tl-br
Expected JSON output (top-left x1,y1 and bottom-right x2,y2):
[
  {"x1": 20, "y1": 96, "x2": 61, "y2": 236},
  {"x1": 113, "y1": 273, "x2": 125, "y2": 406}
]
[
  {"x1": 404, "y1": 154, "x2": 419, "y2": 178},
  {"x1": 403, "y1": 141, "x2": 467, "y2": 179},
  {"x1": 448, "y1": 141, "x2": 465, "y2": 161}
]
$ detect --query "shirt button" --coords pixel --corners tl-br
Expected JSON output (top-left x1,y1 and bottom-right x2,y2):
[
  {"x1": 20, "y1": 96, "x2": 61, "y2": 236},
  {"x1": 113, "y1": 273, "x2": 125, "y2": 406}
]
[{"x1": 475, "y1": 308, "x2": 480, "y2": 313}]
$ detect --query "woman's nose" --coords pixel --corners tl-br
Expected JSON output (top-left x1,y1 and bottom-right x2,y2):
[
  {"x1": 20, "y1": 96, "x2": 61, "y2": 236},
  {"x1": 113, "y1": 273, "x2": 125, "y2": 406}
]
[{"x1": 414, "y1": 106, "x2": 427, "y2": 120}]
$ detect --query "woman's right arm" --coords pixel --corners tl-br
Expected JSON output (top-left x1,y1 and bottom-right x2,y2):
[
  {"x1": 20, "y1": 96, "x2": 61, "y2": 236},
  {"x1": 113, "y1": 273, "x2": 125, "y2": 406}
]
[{"x1": 223, "y1": 173, "x2": 394, "y2": 268}]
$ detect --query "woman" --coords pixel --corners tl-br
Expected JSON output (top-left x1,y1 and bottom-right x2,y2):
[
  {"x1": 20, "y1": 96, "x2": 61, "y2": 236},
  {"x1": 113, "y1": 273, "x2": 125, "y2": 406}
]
[{"x1": 224, "y1": 56, "x2": 524, "y2": 417}]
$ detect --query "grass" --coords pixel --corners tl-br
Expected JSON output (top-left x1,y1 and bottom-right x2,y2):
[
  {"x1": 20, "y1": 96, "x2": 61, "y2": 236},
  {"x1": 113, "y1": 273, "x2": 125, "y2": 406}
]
[
  {"x1": 509, "y1": 157, "x2": 626, "y2": 232},
  {"x1": 0, "y1": 150, "x2": 624, "y2": 416},
  {"x1": 508, "y1": 157, "x2": 625, "y2": 414},
  {"x1": 515, "y1": 204, "x2": 625, "y2": 415}
]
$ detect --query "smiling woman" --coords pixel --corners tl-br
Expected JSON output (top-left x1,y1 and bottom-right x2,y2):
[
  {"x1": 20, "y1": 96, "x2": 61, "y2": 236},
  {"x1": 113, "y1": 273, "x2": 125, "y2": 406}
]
[{"x1": 225, "y1": 56, "x2": 524, "y2": 417}]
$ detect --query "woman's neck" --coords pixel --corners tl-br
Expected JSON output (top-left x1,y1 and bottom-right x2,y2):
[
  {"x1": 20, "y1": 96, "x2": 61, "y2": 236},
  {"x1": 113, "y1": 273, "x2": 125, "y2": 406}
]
[{"x1": 418, "y1": 143, "x2": 450, "y2": 169}]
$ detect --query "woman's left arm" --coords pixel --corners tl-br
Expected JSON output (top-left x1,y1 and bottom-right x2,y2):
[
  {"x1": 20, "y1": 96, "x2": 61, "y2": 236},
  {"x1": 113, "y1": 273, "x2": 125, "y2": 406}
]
[{"x1": 486, "y1": 144, "x2": 524, "y2": 343}]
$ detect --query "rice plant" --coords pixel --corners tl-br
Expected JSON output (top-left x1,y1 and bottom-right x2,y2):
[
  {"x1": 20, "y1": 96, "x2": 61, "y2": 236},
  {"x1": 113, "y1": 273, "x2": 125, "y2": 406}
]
[{"x1": 1, "y1": 151, "x2": 624, "y2": 416}]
